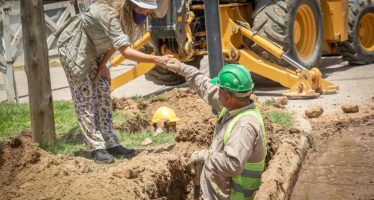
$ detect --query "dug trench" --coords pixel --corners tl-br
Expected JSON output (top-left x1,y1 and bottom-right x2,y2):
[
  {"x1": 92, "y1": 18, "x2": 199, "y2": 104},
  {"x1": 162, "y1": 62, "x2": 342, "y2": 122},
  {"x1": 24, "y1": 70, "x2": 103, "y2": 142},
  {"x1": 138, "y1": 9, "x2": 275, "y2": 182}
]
[
  {"x1": 290, "y1": 109, "x2": 374, "y2": 200},
  {"x1": 2, "y1": 88, "x2": 371, "y2": 199}
]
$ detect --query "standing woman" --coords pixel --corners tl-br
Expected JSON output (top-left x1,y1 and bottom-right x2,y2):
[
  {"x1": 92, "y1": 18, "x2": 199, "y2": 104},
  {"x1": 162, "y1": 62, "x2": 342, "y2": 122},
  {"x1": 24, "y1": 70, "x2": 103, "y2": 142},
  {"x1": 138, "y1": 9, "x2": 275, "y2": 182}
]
[{"x1": 56, "y1": 0, "x2": 172, "y2": 164}]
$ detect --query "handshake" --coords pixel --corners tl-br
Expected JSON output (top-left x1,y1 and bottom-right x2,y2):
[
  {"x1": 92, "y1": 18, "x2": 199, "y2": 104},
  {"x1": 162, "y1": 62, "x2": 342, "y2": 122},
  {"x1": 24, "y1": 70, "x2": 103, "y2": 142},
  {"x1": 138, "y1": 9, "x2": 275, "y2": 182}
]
[{"x1": 159, "y1": 58, "x2": 183, "y2": 74}]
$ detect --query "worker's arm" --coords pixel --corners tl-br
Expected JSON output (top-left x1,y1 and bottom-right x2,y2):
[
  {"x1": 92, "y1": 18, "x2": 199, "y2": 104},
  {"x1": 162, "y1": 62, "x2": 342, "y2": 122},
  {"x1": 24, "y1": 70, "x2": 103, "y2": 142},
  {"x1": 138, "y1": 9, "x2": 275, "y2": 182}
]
[
  {"x1": 118, "y1": 46, "x2": 173, "y2": 66},
  {"x1": 204, "y1": 116, "x2": 262, "y2": 177},
  {"x1": 164, "y1": 59, "x2": 222, "y2": 112}
]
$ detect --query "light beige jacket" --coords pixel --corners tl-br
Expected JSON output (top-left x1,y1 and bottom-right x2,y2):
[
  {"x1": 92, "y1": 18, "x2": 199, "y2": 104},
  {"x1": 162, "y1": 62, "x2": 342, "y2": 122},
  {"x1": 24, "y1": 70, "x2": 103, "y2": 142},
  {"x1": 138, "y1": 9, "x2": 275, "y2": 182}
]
[
  {"x1": 179, "y1": 64, "x2": 266, "y2": 200},
  {"x1": 56, "y1": 3, "x2": 131, "y2": 76}
]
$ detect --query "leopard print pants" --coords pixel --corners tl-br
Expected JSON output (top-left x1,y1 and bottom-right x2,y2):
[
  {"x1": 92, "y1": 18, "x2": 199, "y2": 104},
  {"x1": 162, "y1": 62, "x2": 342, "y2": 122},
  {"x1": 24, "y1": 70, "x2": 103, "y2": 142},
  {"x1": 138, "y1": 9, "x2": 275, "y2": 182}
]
[{"x1": 59, "y1": 47, "x2": 120, "y2": 151}]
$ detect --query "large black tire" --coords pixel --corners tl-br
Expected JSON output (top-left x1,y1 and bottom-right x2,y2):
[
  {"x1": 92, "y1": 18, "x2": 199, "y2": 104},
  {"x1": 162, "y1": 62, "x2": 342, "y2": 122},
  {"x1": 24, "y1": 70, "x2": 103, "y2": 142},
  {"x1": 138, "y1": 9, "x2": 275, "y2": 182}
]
[
  {"x1": 340, "y1": 0, "x2": 374, "y2": 65},
  {"x1": 252, "y1": 0, "x2": 323, "y2": 69}
]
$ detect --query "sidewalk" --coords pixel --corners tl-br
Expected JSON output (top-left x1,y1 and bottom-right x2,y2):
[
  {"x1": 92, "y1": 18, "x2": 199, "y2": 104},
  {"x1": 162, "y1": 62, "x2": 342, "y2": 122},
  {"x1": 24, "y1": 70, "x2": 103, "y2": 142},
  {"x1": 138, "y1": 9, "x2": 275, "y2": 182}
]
[{"x1": 0, "y1": 62, "x2": 173, "y2": 103}]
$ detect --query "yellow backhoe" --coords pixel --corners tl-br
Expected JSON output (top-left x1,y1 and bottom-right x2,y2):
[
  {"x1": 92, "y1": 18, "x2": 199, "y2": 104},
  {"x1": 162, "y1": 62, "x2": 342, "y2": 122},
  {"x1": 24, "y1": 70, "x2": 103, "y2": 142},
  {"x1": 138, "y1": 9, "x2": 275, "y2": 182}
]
[{"x1": 109, "y1": 0, "x2": 374, "y2": 99}]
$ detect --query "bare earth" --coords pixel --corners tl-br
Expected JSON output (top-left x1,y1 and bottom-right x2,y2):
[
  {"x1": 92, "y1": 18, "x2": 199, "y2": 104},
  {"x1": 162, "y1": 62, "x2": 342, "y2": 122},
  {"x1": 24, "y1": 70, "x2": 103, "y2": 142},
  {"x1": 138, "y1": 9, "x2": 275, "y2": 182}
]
[
  {"x1": 0, "y1": 88, "x2": 306, "y2": 200},
  {"x1": 291, "y1": 108, "x2": 374, "y2": 200}
]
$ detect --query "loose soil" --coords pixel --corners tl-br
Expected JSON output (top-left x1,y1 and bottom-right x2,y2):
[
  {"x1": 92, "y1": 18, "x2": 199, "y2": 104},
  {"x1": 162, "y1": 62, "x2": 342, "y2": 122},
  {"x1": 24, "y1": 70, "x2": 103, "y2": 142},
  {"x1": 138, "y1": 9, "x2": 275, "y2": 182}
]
[
  {"x1": 290, "y1": 107, "x2": 374, "y2": 200},
  {"x1": 0, "y1": 88, "x2": 313, "y2": 199}
]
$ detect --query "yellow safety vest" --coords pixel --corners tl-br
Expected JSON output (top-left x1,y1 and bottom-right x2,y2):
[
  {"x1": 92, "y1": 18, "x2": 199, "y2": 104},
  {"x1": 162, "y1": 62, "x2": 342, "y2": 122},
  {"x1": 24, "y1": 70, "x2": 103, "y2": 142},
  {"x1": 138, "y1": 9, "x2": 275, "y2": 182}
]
[{"x1": 219, "y1": 107, "x2": 267, "y2": 200}]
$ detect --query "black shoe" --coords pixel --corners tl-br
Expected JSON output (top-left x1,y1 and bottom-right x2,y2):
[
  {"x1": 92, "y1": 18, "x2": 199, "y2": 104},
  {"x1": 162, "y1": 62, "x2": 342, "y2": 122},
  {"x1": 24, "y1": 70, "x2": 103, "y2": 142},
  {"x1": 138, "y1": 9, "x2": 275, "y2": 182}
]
[
  {"x1": 107, "y1": 145, "x2": 135, "y2": 158},
  {"x1": 92, "y1": 149, "x2": 115, "y2": 164}
]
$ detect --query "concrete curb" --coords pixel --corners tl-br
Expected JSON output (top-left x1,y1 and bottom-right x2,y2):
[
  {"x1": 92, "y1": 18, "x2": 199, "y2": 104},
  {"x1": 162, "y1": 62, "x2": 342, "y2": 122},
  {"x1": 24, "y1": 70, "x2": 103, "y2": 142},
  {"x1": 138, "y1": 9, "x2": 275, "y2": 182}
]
[{"x1": 254, "y1": 135, "x2": 310, "y2": 200}]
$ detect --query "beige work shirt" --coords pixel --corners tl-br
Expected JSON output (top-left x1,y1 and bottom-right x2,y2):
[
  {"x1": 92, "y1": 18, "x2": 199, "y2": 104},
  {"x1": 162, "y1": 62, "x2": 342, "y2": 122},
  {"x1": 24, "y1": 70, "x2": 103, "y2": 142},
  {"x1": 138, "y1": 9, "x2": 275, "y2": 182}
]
[
  {"x1": 56, "y1": 2, "x2": 131, "y2": 76},
  {"x1": 179, "y1": 64, "x2": 266, "y2": 200}
]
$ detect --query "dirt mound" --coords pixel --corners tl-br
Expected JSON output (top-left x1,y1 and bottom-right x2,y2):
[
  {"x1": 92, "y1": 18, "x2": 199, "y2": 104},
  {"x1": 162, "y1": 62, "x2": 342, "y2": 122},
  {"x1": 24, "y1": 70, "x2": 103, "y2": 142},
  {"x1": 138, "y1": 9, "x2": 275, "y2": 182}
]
[
  {"x1": 0, "y1": 132, "x2": 200, "y2": 200},
  {"x1": 1, "y1": 88, "x2": 304, "y2": 199},
  {"x1": 113, "y1": 88, "x2": 217, "y2": 145}
]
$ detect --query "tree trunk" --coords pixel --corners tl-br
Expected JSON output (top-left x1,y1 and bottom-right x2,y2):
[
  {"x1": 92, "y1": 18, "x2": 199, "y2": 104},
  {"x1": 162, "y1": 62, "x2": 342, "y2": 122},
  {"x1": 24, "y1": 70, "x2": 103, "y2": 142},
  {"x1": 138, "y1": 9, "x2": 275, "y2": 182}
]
[{"x1": 21, "y1": 0, "x2": 56, "y2": 144}]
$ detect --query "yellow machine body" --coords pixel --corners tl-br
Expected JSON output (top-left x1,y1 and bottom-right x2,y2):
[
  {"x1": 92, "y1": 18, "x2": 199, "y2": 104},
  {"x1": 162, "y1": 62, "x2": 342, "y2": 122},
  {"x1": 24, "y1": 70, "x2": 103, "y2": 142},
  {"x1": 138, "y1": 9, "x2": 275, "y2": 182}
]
[
  {"x1": 108, "y1": 1, "x2": 357, "y2": 98},
  {"x1": 321, "y1": 0, "x2": 349, "y2": 54}
]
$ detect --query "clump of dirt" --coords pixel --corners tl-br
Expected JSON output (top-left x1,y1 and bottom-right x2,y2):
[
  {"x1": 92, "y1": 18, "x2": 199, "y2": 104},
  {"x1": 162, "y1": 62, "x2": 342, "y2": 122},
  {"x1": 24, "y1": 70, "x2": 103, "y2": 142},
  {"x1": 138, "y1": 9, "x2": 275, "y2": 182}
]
[
  {"x1": 341, "y1": 102, "x2": 359, "y2": 113},
  {"x1": 305, "y1": 104, "x2": 324, "y2": 118},
  {"x1": 119, "y1": 113, "x2": 151, "y2": 133},
  {"x1": 0, "y1": 88, "x2": 304, "y2": 199},
  {"x1": 309, "y1": 105, "x2": 374, "y2": 139},
  {"x1": 176, "y1": 118, "x2": 216, "y2": 147},
  {"x1": 112, "y1": 98, "x2": 150, "y2": 133}
]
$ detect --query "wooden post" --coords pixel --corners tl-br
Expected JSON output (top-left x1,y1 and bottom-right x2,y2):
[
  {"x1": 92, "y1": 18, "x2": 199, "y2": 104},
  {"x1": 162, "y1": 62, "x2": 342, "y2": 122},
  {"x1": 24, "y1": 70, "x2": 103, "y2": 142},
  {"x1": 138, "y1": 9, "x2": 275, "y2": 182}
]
[{"x1": 21, "y1": 0, "x2": 56, "y2": 143}]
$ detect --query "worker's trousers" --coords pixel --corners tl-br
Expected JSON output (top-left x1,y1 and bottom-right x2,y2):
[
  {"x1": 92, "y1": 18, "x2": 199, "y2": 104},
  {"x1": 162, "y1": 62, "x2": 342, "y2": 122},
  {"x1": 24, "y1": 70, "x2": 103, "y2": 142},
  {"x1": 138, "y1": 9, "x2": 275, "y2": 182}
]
[{"x1": 59, "y1": 51, "x2": 121, "y2": 151}]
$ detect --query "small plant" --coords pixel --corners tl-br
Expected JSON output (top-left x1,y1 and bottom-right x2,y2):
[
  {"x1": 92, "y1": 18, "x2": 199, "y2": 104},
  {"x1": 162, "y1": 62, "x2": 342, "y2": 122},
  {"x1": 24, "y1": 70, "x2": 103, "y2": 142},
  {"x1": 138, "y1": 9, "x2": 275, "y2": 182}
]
[
  {"x1": 149, "y1": 93, "x2": 167, "y2": 102},
  {"x1": 130, "y1": 95, "x2": 146, "y2": 103},
  {"x1": 118, "y1": 131, "x2": 175, "y2": 148},
  {"x1": 264, "y1": 111, "x2": 294, "y2": 128},
  {"x1": 264, "y1": 98, "x2": 276, "y2": 106}
]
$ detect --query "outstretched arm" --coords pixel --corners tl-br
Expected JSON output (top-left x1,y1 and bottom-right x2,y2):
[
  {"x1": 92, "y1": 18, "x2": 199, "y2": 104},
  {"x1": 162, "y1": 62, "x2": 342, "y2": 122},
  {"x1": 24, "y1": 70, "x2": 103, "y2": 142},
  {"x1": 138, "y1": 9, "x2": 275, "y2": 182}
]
[
  {"x1": 118, "y1": 46, "x2": 173, "y2": 66},
  {"x1": 164, "y1": 59, "x2": 222, "y2": 112}
]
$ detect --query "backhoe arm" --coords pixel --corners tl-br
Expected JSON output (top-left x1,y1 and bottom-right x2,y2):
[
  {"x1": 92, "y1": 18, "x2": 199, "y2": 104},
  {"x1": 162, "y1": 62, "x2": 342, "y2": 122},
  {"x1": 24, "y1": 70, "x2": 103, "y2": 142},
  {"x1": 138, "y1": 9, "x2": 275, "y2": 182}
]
[{"x1": 220, "y1": 4, "x2": 338, "y2": 98}]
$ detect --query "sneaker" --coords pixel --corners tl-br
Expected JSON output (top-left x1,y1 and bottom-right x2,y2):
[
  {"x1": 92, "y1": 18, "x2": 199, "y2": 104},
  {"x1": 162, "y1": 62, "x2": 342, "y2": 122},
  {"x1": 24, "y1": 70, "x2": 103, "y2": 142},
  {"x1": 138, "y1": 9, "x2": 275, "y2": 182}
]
[
  {"x1": 92, "y1": 149, "x2": 115, "y2": 164},
  {"x1": 107, "y1": 145, "x2": 135, "y2": 158}
]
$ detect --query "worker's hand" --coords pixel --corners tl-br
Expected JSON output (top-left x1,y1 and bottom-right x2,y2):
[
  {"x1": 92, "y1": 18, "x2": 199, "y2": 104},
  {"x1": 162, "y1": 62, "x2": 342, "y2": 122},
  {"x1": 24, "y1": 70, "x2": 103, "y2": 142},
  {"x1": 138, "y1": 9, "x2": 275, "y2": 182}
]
[
  {"x1": 153, "y1": 119, "x2": 169, "y2": 136},
  {"x1": 189, "y1": 150, "x2": 208, "y2": 165},
  {"x1": 95, "y1": 65, "x2": 111, "y2": 85},
  {"x1": 164, "y1": 58, "x2": 182, "y2": 74},
  {"x1": 156, "y1": 54, "x2": 174, "y2": 67}
]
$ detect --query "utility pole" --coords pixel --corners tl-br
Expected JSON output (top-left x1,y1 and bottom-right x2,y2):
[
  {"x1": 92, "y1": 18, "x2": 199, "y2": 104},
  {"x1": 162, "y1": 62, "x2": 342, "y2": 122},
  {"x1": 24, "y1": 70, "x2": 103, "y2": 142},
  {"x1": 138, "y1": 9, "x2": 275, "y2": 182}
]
[
  {"x1": 21, "y1": 0, "x2": 56, "y2": 143},
  {"x1": 204, "y1": 0, "x2": 224, "y2": 78}
]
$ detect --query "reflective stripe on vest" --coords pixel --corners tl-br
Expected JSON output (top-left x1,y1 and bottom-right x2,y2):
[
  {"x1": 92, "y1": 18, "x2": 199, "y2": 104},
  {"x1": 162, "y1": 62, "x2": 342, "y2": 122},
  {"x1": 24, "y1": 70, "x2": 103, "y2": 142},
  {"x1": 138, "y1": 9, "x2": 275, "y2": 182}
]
[{"x1": 220, "y1": 107, "x2": 267, "y2": 200}]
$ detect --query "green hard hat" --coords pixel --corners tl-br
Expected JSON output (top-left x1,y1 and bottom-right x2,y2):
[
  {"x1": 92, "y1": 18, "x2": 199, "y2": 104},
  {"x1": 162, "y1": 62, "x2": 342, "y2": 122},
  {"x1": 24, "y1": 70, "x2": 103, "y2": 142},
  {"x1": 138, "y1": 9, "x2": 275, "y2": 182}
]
[{"x1": 210, "y1": 64, "x2": 254, "y2": 92}]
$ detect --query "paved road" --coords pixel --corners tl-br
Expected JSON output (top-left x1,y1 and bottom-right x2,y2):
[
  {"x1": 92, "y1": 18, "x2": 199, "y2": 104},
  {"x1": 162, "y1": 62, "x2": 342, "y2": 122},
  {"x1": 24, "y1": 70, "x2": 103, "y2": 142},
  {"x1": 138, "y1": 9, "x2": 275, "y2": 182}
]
[
  {"x1": 1, "y1": 56, "x2": 373, "y2": 117},
  {"x1": 255, "y1": 57, "x2": 374, "y2": 115}
]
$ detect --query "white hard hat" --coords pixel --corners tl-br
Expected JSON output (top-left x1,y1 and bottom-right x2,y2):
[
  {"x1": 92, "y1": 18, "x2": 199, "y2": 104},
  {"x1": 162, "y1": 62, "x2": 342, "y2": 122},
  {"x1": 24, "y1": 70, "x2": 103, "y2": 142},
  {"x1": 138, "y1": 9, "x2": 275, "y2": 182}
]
[{"x1": 130, "y1": 0, "x2": 158, "y2": 10}]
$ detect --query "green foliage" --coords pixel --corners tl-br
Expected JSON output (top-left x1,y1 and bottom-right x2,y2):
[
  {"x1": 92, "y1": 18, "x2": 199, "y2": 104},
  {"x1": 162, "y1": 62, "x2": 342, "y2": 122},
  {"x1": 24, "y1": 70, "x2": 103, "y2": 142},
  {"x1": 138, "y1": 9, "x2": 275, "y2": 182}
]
[
  {"x1": 113, "y1": 111, "x2": 129, "y2": 125},
  {"x1": 0, "y1": 102, "x2": 30, "y2": 141},
  {"x1": 264, "y1": 98, "x2": 276, "y2": 106},
  {"x1": 149, "y1": 93, "x2": 167, "y2": 102},
  {"x1": 53, "y1": 101, "x2": 79, "y2": 135},
  {"x1": 40, "y1": 138, "x2": 84, "y2": 156},
  {"x1": 264, "y1": 111, "x2": 294, "y2": 128},
  {"x1": 118, "y1": 131, "x2": 175, "y2": 148},
  {"x1": 130, "y1": 95, "x2": 146, "y2": 103},
  {"x1": 0, "y1": 100, "x2": 175, "y2": 155}
]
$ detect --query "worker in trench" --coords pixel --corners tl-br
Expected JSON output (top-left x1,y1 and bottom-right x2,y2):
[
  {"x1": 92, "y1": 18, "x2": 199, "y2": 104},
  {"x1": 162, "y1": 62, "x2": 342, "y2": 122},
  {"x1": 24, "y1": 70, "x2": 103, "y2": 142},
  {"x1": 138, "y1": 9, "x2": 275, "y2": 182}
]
[
  {"x1": 163, "y1": 59, "x2": 267, "y2": 200},
  {"x1": 151, "y1": 106, "x2": 180, "y2": 136},
  {"x1": 55, "y1": 0, "x2": 173, "y2": 164}
]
